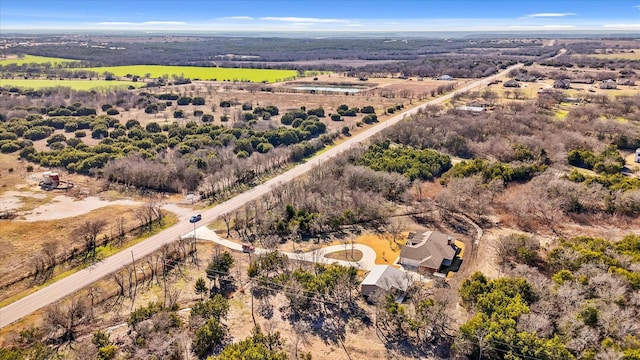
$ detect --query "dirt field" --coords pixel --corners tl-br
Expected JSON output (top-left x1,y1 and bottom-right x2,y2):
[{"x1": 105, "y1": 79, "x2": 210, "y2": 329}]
[{"x1": 114, "y1": 72, "x2": 471, "y2": 134}]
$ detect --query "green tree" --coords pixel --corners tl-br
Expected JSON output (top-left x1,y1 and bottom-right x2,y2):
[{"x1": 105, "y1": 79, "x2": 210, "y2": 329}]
[
  {"x1": 191, "y1": 294, "x2": 230, "y2": 322},
  {"x1": 195, "y1": 277, "x2": 207, "y2": 300},
  {"x1": 206, "y1": 251, "x2": 234, "y2": 289},
  {"x1": 192, "y1": 318, "x2": 227, "y2": 359},
  {"x1": 216, "y1": 326, "x2": 289, "y2": 360}
]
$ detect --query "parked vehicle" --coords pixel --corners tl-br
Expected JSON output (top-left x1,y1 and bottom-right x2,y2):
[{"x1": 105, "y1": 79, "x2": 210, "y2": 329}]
[{"x1": 242, "y1": 243, "x2": 255, "y2": 253}]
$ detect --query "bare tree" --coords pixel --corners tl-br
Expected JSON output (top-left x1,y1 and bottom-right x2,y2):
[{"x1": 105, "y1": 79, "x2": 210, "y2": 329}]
[{"x1": 72, "y1": 219, "x2": 108, "y2": 261}]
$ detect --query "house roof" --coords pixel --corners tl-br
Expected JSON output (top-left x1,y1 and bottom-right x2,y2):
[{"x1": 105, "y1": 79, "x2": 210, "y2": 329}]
[
  {"x1": 457, "y1": 105, "x2": 486, "y2": 112},
  {"x1": 361, "y1": 265, "x2": 409, "y2": 292},
  {"x1": 400, "y1": 231, "x2": 456, "y2": 270},
  {"x1": 503, "y1": 79, "x2": 520, "y2": 87}
]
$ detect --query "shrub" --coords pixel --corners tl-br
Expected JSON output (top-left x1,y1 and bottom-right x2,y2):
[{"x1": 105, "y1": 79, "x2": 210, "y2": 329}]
[
  {"x1": 146, "y1": 122, "x2": 162, "y2": 133},
  {"x1": 192, "y1": 97, "x2": 205, "y2": 105},
  {"x1": 24, "y1": 126, "x2": 54, "y2": 141},
  {"x1": 174, "y1": 110, "x2": 185, "y2": 118},
  {"x1": 242, "y1": 103, "x2": 252, "y2": 111},
  {"x1": 361, "y1": 105, "x2": 375, "y2": 114},
  {"x1": 362, "y1": 114, "x2": 378, "y2": 124},
  {"x1": 331, "y1": 114, "x2": 342, "y2": 121},
  {"x1": 177, "y1": 97, "x2": 192, "y2": 105},
  {"x1": 201, "y1": 114, "x2": 214, "y2": 122},
  {"x1": 106, "y1": 108, "x2": 119, "y2": 115},
  {"x1": 125, "y1": 119, "x2": 140, "y2": 129},
  {"x1": 92, "y1": 126, "x2": 109, "y2": 139},
  {"x1": 0, "y1": 142, "x2": 20, "y2": 153},
  {"x1": 75, "y1": 130, "x2": 87, "y2": 138},
  {"x1": 307, "y1": 107, "x2": 325, "y2": 117}
]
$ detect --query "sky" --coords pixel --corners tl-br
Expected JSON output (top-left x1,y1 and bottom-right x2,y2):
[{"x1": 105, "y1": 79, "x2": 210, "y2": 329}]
[{"x1": 1, "y1": 0, "x2": 639, "y2": 33}]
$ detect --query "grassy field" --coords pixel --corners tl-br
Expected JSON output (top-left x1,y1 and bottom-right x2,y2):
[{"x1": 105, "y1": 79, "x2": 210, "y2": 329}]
[
  {"x1": 0, "y1": 54, "x2": 80, "y2": 66},
  {"x1": 80, "y1": 65, "x2": 299, "y2": 83},
  {"x1": 0, "y1": 79, "x2": 144, "y2": 91},
  {"x1": 579, "y1": 51, "x2": 640, "y2": 60}
]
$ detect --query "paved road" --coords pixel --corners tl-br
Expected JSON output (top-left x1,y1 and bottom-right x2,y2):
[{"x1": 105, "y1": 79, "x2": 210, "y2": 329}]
[{"x1": 0, "y1": 63, "x2": 522, "y2": 328}]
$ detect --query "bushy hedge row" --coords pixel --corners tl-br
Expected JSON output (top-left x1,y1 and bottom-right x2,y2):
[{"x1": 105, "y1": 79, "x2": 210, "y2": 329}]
[{"x1": 442, "y1": 158, "x2": 547, "y2": 183}]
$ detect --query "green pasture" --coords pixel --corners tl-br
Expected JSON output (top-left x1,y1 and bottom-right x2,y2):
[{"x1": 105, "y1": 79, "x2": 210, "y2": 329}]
[
  {"x1": 0, "y1": 55, "x2": 80, "y2": 66},
  {"x1": 80, "y1": 65, "x2": 299, "y2": 83},
  {"x1": 0, "y1": 79, "x2": 144, "y2": 91}
]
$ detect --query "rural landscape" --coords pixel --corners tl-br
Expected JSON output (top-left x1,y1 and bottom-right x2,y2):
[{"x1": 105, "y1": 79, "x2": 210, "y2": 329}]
[{"x1": 1, "y1": 1, "x2": 640, "y2": 359}]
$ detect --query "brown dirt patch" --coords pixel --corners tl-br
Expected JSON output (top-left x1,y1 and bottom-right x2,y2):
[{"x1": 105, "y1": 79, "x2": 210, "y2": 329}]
[{"x1": 324, "y1": 249, "x2": 363, "y2": 262}]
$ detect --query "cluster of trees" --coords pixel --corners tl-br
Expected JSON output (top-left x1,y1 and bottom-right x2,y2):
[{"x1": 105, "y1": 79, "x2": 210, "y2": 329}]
[
  {"x1": 456, "y1": 273, "x2": 575, "y2": 359},
  {"x1": 219, "y1": 152, "x2": 411, "y2": 245},
  {"x1": 441, "y1": 158, "x2": 547, "y2": 184},
  {"x1": 466, "y1": 233, "x2": 640, "y2": 360},
  {"x1": 567, "y1": 144, "x2": 626, "y2": 174},
  {"x1": 1, "y1": 108, "x2": 334, "y2": 191},
  {"x1": 249, "y1": 251, "x2": 362, "y2": 344},
  {"x1": 8, "y1": 36, "x2": 548, "y2": 69},
  {"x1": 359, "y1": 140, "x2": 452, "y2": 181}
]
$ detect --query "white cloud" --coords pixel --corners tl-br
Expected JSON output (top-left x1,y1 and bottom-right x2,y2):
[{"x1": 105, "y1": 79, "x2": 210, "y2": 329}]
[
  {"x1": 508, "y1": 24, "x2": 578, "y2": 30},
  {"x1": 602, "y1": 23, "x2": 640, "y2": 29},
  {"x1": 98, "y1": 21, "x2": 186, "y2": 26},
  {"x1": 526, "y1": 13, "x2": 576, "y2": 18},
  {"x1": 220, "y1": 16, "x2": 253, "y2": 20},
  {"x1": 260, "y1": 16, "x2": 350, "y2": 23}
]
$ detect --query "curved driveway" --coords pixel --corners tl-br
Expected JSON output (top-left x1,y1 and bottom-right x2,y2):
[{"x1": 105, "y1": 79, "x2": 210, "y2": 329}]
[
  {"x1": 0, "y1": 63, "x2": 522, "y2": 328},
  {"x1": 181, "y1": 226, "x2": 378, "y2": 269}
]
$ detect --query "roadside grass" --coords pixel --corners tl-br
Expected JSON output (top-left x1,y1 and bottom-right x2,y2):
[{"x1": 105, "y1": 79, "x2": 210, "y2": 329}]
[
  {"x1": 0, "y1": 54, "x2": 80, "y2": 65},
  {"x1": 78, "y1": 65, "x2": 299, "y2": 83},
  {"x1": 0, "y1": 213, "x2": 178, "y2": 309},
  {"x1": 325, "y1": 249, "x2": 364, "y2": 262},
  {"x1": 0, "y1": 79, "x2": 144, "y2": 91},
  {"x1": 94, "y1": 213, "x2": 179, "y2": 260}
]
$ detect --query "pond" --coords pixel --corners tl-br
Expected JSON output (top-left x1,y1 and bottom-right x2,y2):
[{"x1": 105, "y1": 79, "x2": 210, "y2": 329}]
[{"x1": 291, "y1": 85, "x2": 363, "y2": 93}]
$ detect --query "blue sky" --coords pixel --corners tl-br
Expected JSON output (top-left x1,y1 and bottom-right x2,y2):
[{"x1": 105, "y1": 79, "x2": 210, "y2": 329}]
[{"x1": 1, "y1": 0, "x2": 639, "y2": 32}]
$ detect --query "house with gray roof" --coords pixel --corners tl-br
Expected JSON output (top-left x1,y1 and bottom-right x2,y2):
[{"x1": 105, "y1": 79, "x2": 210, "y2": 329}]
[
  {"x1": 360, "y1": 265, "x2": 409, "y2": 298},
  {"x1": 399, "y1": 231, "x2": 458, "y2": 274}
]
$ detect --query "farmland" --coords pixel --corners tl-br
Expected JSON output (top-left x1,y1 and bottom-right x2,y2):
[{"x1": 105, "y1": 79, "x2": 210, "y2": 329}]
[
  {"x1": 0, "y1": 79, "x2": 144, "y2": 91},
  {"x1": 0, "y1": 55, "x2": 80, "y2": 66},
  {"x1": 78, "y1": 65, "x2": 300, "y2": 83}
]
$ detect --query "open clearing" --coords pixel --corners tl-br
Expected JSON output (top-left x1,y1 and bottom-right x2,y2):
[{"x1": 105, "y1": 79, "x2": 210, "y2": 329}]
[
  {"x1": 0, "y1": 55, "x2": 80, "y2": 66},
  {"x1": 0, "y1": 79, "x2": 144, "y2": 91},
  {"x1": 78, "y1": 65, "x2": 300, "y2": 83}
]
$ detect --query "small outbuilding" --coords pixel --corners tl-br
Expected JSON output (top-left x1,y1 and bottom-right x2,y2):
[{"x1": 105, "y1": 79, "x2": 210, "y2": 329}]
[
  {"x1": 553, "y1": 79, "x2": 571, "y2": 89},
  {"x1": 503, "y1": 79, "x2": 520, "y2": 88},
  {"x1": 361, "y1": 265, "x2": 409, "y2": 298},
  {"x1": 600, "y1": 79, "x2": 618, "y2": 89}
]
